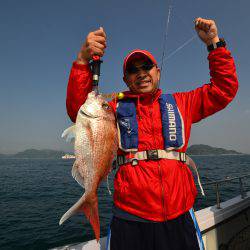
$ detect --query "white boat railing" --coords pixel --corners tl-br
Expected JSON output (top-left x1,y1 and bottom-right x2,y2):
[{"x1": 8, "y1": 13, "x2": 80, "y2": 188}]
[
  {"x1": 52, "y1": 174, "x2": 250, "y2": 250},
  {"x1": 200, "y1": 173, "x2": 250, "y2": 209}
]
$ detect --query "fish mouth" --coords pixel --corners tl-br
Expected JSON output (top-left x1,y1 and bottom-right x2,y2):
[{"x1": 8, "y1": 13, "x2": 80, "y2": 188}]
[{"x1": 80, "y1": 109, "x2": 98, "y2": 118}]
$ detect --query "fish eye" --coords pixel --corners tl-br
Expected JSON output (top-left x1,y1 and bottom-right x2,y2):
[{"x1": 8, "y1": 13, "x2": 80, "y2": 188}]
[{"x1": 102, "y1": 103, "x2": 110, "y2": 110}]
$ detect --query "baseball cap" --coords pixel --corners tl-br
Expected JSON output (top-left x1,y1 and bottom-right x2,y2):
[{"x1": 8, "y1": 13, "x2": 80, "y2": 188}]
[{"x1": 123, "y1": 49, "x2": 158, "y2": 75}]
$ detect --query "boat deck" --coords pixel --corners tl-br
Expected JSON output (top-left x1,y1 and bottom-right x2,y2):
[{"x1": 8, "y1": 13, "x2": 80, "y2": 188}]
[{"x1": 52, "y1": 191, "x2": 250, "y2": 250}]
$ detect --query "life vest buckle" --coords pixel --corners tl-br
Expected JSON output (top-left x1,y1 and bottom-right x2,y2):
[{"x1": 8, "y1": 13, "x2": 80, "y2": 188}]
[
  {"x1": 179, "y1": 152, "x2": 186, "y2": 162},
  {"x1": 146, "y1": 150, "x2": 159, "y2": 160}
]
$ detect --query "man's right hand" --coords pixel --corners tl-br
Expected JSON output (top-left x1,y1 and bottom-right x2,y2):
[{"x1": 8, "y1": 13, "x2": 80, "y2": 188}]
[{"x1": 77, "y1": 27, "x2": 107, "y2": 65}]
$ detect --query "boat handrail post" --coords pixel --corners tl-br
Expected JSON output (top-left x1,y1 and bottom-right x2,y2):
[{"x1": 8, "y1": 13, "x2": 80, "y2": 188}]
[
  {"x1": 198, "y1": 173, "x2": 250, "y2": 208},
  {"x1": 239, "y1": 177, "x2": 246, "y2": 199},
  {"x1": 215, "y1": 182, "x2": 221, "y2": 209}
]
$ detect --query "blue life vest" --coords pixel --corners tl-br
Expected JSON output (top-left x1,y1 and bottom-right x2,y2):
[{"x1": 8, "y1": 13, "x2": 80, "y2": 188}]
[{"x1": 116, "y1": 94, "x2": 185, "y2": 152}]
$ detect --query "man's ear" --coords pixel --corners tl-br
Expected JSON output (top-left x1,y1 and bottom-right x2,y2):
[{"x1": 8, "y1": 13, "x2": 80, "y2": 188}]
[
  {"x1": 123, "y1": 75, "x2": 130, "y2": 86},
  {"x1": 157, "y1": 67, "x2": 161, "y2": 82}
]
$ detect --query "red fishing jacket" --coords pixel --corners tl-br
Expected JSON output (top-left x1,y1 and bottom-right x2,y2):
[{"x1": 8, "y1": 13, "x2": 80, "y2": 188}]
[{"x1": 66, "y1": 47, "x2": 238, "y2": 221}]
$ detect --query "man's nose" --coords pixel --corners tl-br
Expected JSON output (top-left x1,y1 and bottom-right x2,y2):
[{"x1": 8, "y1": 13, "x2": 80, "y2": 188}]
[{"x1": 136, "y1": 69, "x2": 147, "y2": 79}]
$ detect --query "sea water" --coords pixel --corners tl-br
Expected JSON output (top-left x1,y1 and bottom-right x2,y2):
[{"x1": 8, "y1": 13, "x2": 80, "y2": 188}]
[{"x1": 0, "y1": 155, "x2": 249, "y2": 250}]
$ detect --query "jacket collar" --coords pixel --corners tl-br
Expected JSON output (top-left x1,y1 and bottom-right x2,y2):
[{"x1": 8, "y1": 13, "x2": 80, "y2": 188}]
[{"x1": 121, "y1": 89, "x2": 162, "y2": 105}]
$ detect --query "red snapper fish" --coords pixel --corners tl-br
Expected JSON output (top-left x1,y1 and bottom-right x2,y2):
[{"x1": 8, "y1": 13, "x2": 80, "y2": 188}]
[{"x1": 59, "y1": 91, "x2": 118, "y2": 240}]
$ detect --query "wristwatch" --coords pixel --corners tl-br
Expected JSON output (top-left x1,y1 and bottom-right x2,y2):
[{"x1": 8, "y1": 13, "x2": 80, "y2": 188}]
[{"x1": 207, "y1": 38, "x2": 226, "y2": 52}]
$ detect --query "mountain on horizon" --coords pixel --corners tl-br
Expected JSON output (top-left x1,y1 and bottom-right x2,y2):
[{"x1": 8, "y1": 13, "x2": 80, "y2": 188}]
[
  {"x1": 187, "y1": 144, "x2": 242, "y2": 155},
  {"x1": 0, "y1": 144, "x2": 244, "y2": 159},
  {"x1": 0, "y1": 149, "x2": 70, "y2": 159}
]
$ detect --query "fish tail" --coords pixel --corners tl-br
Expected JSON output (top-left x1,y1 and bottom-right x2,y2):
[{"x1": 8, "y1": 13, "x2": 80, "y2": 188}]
[
  {"x1": 59, "y1": 193, "x2": 100, "y2": 241},
  {"x1": 82, "y1": 194, "x2": 100, "y2": 241}
]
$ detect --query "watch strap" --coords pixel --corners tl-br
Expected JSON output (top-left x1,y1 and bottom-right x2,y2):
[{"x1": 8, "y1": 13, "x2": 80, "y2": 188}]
[{"x1": 207, "y1": 38, "x2": 226, "y2": 52}]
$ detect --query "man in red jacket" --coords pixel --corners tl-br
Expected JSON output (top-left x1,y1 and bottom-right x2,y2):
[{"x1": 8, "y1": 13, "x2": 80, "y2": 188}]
[{"x1": 66, "y1": 17, "x2": 238, "y2": 250}]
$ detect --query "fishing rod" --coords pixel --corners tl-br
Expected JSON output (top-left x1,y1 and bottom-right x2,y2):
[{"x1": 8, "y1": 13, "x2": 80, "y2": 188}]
[
  {"x1": 91, "y1": 55, "x2": 102, "y2": 94},
  {"x1": 91, "y1": 54, "x2": 125, "y2": 100}
]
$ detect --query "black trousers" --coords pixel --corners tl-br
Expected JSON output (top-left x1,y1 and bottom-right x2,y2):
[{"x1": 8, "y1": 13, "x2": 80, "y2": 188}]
[{"x1": 110, "y1": 212, "x2": 200, "y2": 250}]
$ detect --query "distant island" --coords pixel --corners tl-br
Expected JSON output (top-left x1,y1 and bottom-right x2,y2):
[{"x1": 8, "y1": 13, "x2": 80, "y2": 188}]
[
  {"x1": 0, "y1": 145, "x2": 244, "y2": 159},
  {"x1": 0, "y1": 149, "x2": 71, "y2": 159},
  {"x1": 186, "y1": 144, "x2": 243, "y2": 156}
]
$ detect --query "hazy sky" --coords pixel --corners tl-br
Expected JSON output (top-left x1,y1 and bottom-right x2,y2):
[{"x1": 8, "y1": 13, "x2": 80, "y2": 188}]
[{"x1": 0, "y1": 0, "x2": 249, "y2": 154}]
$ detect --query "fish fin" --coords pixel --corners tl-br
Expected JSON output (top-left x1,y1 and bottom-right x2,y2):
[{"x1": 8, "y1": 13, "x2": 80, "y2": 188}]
[
  {"x1": 72, "y1": 161, "x2": 85, "y2": 188},
  {"x1": 59, "y1": 193, "x2": 100, "y2": 241},
  {"x1": 59, "y1": 193, "x2": 86, "y2": 226},
  {"x1": 82, "y1": 195, "x2": 100, "y2": 241},
  {"x1": 61, "y1": 125, "x2": 76, "y2": 143}
]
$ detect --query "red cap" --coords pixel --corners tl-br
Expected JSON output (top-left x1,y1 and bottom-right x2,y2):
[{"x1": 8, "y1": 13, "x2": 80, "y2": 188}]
[{"x1": 123, "y1": 49, "x2": 157, "y2": 75}]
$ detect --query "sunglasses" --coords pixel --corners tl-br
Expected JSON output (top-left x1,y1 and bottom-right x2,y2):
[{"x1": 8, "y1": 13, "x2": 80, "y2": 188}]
[{"x1": 126, "y1": 63, "x2": 155, "y2": 74}]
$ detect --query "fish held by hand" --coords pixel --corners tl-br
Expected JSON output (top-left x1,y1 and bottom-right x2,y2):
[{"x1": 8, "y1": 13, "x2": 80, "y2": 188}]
[{"x1": 60, "y1": 91, "x2": 118, "y2": 241}]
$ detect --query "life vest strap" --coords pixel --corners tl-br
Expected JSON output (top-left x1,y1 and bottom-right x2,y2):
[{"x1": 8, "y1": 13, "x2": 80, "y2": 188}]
[
  {"x1": 115, "y1": 150, "x2": 205, "y2": 196},
  {"x1": 117, "y1": 150, "x2": 186, "y2": 165}
]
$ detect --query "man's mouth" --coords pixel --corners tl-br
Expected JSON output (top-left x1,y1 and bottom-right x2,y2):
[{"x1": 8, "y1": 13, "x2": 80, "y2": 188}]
[{"x1": 136, "y1": 79, "x2": 151, "y2": 85}]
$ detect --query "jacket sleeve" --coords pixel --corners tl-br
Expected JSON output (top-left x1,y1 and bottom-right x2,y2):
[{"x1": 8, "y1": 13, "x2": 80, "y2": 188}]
[
  {"x1": 174, "y1": 47, "x2": 238, "y2": 123},
  {"x1": 66, "y1": 62, "x2": 93, "y2": 122}
]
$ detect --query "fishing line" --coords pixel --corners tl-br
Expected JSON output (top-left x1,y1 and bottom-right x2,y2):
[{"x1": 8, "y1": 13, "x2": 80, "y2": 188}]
[
  {"x1": 163, "y1": 34, "x2": 197, "y2": 63},
  {"x1": 159, "y1": 0, "x2": 173, "y2": 87},
  {"x1": 106, "y1": 175, "x2": 112, "y2": 195}
]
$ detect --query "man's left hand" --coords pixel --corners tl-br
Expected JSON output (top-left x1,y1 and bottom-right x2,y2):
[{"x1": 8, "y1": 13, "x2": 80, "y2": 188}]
[{"x1": 195, "y1": 17, "x2": 220, "y2": 46}]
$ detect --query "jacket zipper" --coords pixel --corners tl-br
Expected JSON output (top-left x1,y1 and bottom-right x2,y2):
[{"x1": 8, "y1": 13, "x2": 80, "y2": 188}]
[{"x1": 149, "y1": 101, "x2": 166, "y2": 221}]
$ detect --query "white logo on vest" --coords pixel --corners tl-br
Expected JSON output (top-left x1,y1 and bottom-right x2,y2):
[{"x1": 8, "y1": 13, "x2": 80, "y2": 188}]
[
  {"x1": 119, "y1": 118, "x2": 132, "y2": 134},
  {"x1": 166, "y1": 103, "x2": 177, "y2": 141}
]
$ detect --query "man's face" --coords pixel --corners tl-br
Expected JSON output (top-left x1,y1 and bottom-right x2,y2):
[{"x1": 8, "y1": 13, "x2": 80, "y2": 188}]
[{"x1": 123, "y1": 58, "x2": 160, "y2": 94}]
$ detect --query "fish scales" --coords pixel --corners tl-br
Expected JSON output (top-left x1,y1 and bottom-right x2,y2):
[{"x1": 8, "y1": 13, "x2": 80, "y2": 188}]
[{"x1": 60, "y1": 91, "x2": 118, "y2": 241}]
